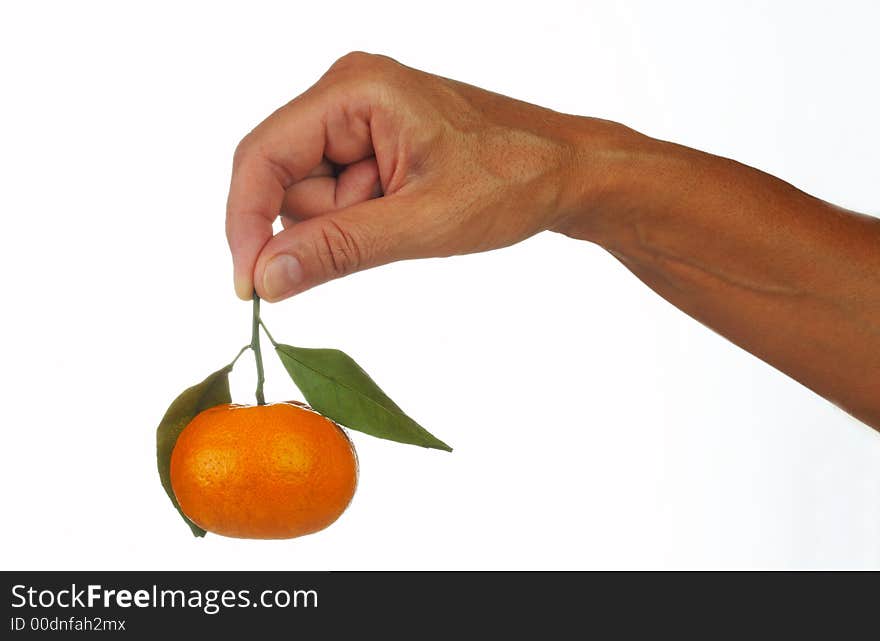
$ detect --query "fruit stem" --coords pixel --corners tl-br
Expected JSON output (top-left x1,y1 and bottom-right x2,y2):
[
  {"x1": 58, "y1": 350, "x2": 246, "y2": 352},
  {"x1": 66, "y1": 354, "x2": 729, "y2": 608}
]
[{"x1": 251, "y1": 292, "x2": 266, "y2": 405}]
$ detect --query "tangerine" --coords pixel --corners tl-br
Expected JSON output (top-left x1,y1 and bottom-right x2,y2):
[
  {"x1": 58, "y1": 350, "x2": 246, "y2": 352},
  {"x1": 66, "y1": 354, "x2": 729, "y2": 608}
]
[{"x1": 170, "y1": 401, "x2": 357, "y2": 539}]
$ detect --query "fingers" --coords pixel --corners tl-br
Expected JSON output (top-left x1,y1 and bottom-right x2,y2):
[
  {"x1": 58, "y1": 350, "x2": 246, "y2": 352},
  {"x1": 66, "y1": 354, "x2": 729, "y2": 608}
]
[
  {"x1": 253, "y1": 194, "x2": 423, "y2": 301},
  {"x1": 225, "y1": 97, "x2": 324, "y2": 299},
  {"x1": 226, "y1": 83, "x2": 376, "y2": 299},
  {"x1": 281, "y1": 157, "x2": 382, "y2": 220}
]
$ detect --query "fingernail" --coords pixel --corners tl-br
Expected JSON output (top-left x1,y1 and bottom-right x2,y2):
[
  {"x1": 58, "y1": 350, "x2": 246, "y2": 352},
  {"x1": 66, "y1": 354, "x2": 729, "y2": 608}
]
[
  {"x1": 262, "y1": 254, "x2": 303, "y2": 300},
  {"x1": 234, "y1": 274, "x2": 253, "y2": 300}
]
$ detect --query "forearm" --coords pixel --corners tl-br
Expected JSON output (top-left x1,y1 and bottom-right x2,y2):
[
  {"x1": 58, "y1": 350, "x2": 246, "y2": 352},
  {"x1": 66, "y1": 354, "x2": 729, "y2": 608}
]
[{"x1": 556, "y1": 118, "x2": 880, "y2": 430}]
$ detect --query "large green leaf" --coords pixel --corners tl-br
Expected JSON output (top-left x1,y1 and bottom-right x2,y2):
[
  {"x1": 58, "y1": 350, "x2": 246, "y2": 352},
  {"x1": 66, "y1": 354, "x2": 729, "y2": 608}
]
[
  {"x1": 156, "y1": 365, "x2": 232, "y2": 536},
  {"x1": 274, "y1": 344, "x2": 452, "y2": 452}
]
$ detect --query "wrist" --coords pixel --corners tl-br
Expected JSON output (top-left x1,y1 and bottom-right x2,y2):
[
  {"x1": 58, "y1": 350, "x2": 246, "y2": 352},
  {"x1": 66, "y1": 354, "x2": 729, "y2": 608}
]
[{"x1": 551, "y1": 116, "x2": 680, "y2": 248}]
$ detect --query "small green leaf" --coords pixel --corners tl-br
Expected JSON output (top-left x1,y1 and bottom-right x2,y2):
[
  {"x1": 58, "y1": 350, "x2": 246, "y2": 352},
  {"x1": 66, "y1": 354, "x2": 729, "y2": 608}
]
[
  {"x1": 274, "y1": 344, "x2": 452, "y2": 452},
  {"x1": 156, "y1": 366, "x2": 232, "y2": 536}
]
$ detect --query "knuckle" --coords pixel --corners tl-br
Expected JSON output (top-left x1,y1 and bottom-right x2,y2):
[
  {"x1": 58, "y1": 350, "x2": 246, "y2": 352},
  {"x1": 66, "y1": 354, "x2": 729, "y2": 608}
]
[
  {"x1": 331, "y1": 50, "x2": 378, "y2": 72},
  {"x1": 326, "y1": 51, "x2": 399, "y2": 90},
  {"x1": 232, "y1": 133, "x2": 258, "y2": 169},
  {"x1": 314, "y1": 219, "x2": 364, "y2": 278}
]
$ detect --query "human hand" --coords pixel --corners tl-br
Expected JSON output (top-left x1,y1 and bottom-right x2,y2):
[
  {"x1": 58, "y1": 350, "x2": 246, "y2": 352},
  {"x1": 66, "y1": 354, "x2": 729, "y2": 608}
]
[
  {"x1": 227, "y1": 53, "x2": 880, "y2": 433},
  {"x1": 226, "y1": 52, "x2": 623, "y2": 301}
]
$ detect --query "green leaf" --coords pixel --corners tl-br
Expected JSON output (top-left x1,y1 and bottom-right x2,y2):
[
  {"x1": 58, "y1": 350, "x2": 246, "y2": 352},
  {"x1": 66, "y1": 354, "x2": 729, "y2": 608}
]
[
  {"x1": 156, "y1": 365, "x2": 232, "y2": 536},
  {"x1": 274, "y1": 344, "x2": 452, "y2": 452}
]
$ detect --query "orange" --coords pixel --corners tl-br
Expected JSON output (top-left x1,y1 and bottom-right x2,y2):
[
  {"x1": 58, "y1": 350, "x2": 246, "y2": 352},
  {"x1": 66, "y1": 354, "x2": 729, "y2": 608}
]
[{"x1": 170, "y1": 401, "x2": 358, "y2": 539}]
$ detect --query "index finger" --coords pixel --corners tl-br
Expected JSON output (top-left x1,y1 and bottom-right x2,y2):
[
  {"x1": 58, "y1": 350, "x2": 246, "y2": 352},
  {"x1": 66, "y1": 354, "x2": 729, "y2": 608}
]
[{"x1": 225, "y1": 91, "x2": 329, "y2": 299}]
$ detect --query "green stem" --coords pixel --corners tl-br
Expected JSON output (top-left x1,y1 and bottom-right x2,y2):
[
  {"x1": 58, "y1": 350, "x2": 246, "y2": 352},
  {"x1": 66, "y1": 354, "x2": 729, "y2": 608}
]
[
  {"x1": 229, "y1": 344, "x2": 251, "y2": 369},
  {"x1": 251, "y1": 292, "x2": 266, "y2": 405},
  {"x1": 259, "y1": 318, "x2": 278, "y2": 346}
]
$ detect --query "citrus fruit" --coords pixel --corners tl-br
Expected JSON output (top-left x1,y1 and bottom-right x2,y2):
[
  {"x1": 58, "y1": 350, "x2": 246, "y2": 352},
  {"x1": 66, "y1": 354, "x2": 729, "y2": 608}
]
[{"x1": 170, "y1": 401, "x2": 358, "y2": 539}]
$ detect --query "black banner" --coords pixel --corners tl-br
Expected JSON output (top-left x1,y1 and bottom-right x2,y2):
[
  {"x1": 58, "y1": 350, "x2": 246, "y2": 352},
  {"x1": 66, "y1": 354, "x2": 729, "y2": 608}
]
[{"x1": 1, "y1": 571, "x2": 872, "y2": 635}]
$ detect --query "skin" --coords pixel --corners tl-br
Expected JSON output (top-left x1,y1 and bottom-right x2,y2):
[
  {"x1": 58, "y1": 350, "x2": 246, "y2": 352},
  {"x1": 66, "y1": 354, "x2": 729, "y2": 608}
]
[{"x1": 227, "y1": 52, "x2": 880, "y2": 431}]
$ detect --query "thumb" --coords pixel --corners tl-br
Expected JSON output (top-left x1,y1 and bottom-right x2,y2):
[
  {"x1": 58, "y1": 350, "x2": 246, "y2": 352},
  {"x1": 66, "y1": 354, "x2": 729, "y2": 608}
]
[{"x1": 252, "y1": 195, "x2": 422, "y2": 302}]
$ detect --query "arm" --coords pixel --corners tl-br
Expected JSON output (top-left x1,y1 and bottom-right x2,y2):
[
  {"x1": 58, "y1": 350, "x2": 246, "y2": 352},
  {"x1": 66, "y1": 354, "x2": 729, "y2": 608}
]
[
  {"x1": 557, "y1": 128, "x2": 880, "y2": 429},
  {"x1": 226, "y1": 52, "x2": 880, "y2": 431}
]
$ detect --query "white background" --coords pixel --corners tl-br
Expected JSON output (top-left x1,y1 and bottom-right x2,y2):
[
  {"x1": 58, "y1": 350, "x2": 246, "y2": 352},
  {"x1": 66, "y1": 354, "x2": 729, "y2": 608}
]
[{"x1": 1, "y1": 0, "x2": 878, "y2": 570}]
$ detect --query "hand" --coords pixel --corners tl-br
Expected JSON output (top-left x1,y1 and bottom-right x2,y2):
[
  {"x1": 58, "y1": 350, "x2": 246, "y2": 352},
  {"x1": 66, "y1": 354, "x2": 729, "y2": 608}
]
[
  {"x1": 226, "y1": 52, "x2": 880, "y2": 430},
  {"x1": 226, "y1": 51, "x2": 621, "y2": 301}
]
